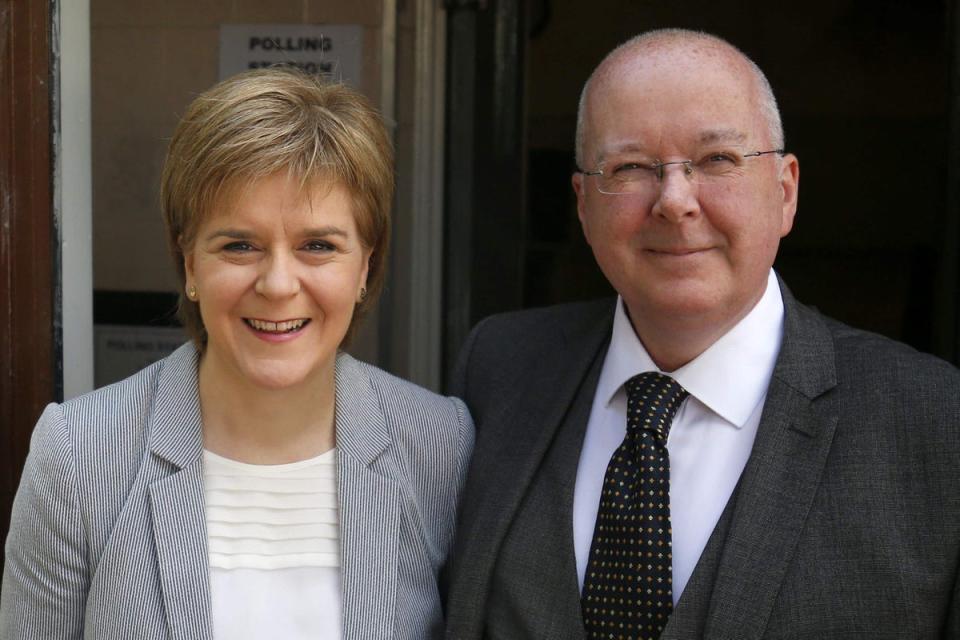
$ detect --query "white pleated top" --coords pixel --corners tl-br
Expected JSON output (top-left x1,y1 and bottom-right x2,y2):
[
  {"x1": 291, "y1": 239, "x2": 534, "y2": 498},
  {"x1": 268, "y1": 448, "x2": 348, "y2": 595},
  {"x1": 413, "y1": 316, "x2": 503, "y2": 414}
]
[{"x1": 202, "y1": 448, "x2": 342, "y2": 639}]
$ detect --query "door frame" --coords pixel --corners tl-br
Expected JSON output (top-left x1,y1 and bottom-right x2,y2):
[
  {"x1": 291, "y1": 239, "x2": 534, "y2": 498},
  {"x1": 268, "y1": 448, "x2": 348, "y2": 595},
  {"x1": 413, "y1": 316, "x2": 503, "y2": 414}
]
[{"x1": 0, "y1": 0, "x2": 58, "y2": 563}]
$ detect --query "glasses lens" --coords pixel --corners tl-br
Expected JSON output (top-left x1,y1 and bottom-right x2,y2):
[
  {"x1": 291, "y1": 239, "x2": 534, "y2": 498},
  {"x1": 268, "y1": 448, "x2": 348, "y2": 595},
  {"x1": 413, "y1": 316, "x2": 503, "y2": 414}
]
[{"x1": 597, "y1": 162, "x2": 656, "y2": 194}]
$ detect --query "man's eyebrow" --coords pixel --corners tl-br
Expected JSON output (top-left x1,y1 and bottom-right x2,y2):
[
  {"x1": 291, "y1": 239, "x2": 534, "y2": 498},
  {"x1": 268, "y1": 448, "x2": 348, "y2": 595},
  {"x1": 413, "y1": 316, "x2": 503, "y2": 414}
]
[
  {"x1": 697, "y1": 129, "x2": 748, "y2": 145},
  {"x1": 597, "y1": 141, "x2": 653, "y2": 159},
  {"x1": 598, "y1": 131, "x2": 748, "y2": 158}
]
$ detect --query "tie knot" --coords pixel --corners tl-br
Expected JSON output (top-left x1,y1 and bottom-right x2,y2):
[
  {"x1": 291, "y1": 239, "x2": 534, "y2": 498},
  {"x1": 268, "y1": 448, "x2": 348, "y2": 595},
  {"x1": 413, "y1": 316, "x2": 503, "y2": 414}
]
[{"x1": 624, "y1": 372, "x2": 689, "y2": 441}]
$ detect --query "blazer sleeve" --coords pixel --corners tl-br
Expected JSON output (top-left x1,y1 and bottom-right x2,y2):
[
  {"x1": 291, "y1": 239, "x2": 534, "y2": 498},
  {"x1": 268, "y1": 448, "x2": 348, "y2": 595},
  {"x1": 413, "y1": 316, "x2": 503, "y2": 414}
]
[
  {"x1": 450, "y1": 396, "x2": 475, "y2": 514},
  {"x1": 1, "y1": 403, "x2": 90, "y2": 639}
]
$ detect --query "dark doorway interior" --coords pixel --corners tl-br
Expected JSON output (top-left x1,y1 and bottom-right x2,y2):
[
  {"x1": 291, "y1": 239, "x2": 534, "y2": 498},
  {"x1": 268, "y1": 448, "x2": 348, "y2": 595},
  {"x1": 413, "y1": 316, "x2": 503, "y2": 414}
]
[{"x1": 447, "y1": 0, "x2": 959, "y2": 374}]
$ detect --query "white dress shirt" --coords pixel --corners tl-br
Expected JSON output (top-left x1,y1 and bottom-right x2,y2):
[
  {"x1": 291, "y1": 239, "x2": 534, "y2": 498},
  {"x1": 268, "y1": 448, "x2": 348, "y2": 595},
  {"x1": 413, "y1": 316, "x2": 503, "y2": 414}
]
[{"x1": 573, "y1": 269, "x2": 785, "y2": 604}]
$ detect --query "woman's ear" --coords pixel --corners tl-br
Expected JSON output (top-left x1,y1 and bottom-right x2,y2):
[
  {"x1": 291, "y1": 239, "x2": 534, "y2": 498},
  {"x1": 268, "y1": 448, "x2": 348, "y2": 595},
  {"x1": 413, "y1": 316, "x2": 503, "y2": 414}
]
[{"x1": 180, "y1": 235, "x2": 191, "y2": 273}]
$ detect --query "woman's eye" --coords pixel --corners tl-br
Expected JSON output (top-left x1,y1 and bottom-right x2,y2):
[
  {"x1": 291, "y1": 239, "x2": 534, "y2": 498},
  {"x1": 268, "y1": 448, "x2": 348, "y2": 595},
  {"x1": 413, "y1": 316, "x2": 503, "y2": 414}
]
[
  {"x1": 303, "y1": 240, "x2": 335, "y2": 252},
  {"x1": 223, "y1": 241, "x2": 255, "y2": 252}
]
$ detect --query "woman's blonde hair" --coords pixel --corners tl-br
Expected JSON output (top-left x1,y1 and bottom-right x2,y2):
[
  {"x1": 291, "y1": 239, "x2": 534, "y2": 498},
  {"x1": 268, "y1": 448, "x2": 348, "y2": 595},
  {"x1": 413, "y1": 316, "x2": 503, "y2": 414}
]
[{"x1": 161, "y1": 67, "x2": 393, "y2": 348}]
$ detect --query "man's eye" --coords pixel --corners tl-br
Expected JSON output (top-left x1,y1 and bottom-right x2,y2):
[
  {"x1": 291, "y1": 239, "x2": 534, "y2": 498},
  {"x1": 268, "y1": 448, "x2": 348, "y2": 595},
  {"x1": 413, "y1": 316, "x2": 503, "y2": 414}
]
[
  {"x1": 611, "y1": 162, "x2": 653, "y2": 175},
  {"x1": 703, "y1": 153, "x2": 738, "y2": 165}
]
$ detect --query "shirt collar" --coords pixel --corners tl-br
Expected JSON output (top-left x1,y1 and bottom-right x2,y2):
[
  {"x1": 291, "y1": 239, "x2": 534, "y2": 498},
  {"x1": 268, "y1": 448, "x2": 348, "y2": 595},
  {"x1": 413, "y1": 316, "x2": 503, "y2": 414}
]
[{"x1": 596, "y1": 269, "x2": 784, "y2": 428}]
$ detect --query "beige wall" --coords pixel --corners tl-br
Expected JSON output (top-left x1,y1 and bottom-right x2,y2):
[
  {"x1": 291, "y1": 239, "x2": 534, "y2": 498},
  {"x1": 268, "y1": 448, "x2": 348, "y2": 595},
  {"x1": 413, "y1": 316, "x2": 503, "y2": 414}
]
[{"x1": 91, "y1": 0, "x2": 393, "y2": 363}]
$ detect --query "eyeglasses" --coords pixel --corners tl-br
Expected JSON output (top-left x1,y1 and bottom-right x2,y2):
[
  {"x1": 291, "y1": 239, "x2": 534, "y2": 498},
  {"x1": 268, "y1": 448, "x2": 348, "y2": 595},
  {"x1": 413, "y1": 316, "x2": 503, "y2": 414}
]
[{"x1": 578, "y1": 148, "x2": 785, "y2": 195}]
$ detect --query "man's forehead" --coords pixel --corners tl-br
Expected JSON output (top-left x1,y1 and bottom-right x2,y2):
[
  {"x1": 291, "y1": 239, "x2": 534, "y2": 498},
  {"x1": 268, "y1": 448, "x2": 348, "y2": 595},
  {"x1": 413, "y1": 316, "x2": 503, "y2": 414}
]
[
  {"x1": 603, "y1": 35, "x2": 744, "y2": 77},
  {"x1": 584, "y1": 58, "x2": 764, "y2": 156}
]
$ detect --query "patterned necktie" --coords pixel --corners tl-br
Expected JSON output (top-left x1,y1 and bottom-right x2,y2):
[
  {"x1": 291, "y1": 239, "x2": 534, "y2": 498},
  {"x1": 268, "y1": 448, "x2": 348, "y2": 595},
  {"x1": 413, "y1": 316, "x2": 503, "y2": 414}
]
[{"x1": 581, "y1": 372, "x2": 689, "y2": 639}]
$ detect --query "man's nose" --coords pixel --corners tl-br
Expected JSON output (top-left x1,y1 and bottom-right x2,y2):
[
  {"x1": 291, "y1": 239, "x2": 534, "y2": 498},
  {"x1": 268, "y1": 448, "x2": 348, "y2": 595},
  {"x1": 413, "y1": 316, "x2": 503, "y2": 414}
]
[
  {"x1": 255, "y1": 252, "x2": 301, "y2": 298},
  {"x1": 650, "y1": 163, "x2": 701, "y2": 222}
]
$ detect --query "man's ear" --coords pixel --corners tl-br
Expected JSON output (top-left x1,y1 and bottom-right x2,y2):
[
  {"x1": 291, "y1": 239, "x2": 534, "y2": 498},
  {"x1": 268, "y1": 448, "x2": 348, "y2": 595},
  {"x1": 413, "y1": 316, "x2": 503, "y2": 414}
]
[
  {"x1": 572, "y1": 172, "x2": 592, "y2": 245},
  {"x1": 778, "y1": 153, "x2": 800, "y2": 237}
]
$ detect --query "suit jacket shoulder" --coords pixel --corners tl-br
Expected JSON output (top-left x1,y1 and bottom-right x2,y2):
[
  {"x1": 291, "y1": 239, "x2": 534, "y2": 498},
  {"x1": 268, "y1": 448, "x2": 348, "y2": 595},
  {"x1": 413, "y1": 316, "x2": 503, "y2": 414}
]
[
  {"x1": 826, "y1": 313, "x2": 960, "y2": 402},
  {"x1": 795, "y1": 303, "x2": 960, "y2": 453},
  {"x1": 450, "y1": 299, "x2": 614, "y2": 418},
  {"x1": 336, "y1": 353, "x2": 475, "y2": 558},
  {"x1": 687, "y1": 286, "x2": 960, "y2": 640}
]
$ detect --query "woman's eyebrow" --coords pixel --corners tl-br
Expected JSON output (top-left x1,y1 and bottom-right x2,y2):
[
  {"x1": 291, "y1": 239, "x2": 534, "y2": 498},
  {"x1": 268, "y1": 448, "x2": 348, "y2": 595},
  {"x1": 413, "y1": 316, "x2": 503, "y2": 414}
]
[
  {"x1": 302, "y1": 226, "x2": 348, "y2": 238},
  {"x1": 204, "y1": 228, "x2": 252, "y2": 241}
]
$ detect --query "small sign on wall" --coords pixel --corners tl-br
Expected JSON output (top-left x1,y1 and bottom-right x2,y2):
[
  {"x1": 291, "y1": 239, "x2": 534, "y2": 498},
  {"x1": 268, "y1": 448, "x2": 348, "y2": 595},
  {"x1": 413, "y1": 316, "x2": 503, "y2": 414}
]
[
  {"x1": 94, "y1": 325, "x2": 188, "y2": 388},
  {"x1": 219, "y1": 24, "x2": 364, "y2": 84}
]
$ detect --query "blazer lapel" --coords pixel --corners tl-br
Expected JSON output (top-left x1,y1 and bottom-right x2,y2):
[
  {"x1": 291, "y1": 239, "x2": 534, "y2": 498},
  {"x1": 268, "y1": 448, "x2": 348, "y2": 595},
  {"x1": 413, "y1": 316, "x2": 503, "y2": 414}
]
[
  {"x1": 335, "y1": 353, "x2": 401, "y2": 640},
  {"x1": 681, "y1": 282, "x2": 841, "y2": 639},
  {"x1": 448, "y1": 302, "x2": 614, "y2": 636},
  {"x1": 146, "y1": 344, "x2": 213, "y2": 640}
]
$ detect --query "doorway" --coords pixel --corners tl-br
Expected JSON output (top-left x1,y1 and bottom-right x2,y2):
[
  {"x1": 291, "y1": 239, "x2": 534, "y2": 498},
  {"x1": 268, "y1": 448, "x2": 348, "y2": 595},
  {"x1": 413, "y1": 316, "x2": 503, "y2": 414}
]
[{"x1": 445, "y1": 0, "x2": 960, "y2": 375}]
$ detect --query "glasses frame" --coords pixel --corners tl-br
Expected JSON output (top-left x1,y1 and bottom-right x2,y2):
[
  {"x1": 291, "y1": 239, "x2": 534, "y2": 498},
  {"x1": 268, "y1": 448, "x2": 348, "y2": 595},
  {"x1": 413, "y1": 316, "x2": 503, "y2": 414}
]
[{"x1": 578, "y1": 148, "x2": 786, "y2": 195}]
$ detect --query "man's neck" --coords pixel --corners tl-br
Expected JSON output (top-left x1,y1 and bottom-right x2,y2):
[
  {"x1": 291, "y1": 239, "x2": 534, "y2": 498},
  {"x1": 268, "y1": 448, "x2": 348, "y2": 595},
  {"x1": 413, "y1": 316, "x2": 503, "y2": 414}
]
[{"x1": 625, "y1": 290, "x2": 769, "y2": 373}]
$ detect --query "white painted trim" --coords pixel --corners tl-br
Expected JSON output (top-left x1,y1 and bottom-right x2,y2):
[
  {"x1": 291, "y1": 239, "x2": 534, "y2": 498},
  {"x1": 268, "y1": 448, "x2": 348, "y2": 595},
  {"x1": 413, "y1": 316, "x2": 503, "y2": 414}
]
[
  {"x1": 406, "y1": 0, "x2": 447, "y2": 389},
  {"x1": 57, "y1": 0, "x2": 94, "y2": 399}
]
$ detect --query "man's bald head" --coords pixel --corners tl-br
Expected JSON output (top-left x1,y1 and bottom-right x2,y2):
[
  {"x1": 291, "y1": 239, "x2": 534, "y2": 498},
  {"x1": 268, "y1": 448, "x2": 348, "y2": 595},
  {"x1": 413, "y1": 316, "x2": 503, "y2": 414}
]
[{"x1": 574, "y1": 29, "x2": 784, "y2": 168}]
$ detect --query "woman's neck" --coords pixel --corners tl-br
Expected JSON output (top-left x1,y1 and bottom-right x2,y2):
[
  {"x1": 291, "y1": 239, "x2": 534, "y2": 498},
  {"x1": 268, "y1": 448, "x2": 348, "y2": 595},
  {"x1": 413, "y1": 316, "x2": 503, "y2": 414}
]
[{"x1": 197, "y1": 353, "x2": 337, "y2": 464}]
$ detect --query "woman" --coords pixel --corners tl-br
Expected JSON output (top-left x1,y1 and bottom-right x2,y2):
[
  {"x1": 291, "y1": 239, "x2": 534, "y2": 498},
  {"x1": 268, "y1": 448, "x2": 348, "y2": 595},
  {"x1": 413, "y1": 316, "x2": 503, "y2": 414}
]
[{"x1": 0, "y1": 69, "x2": 473, "y2": 639}]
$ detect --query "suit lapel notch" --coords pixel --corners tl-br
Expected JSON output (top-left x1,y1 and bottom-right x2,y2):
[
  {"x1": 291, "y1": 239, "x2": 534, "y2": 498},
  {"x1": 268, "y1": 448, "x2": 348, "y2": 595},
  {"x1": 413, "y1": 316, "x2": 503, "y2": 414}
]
[
  {"x1": 149, "y1": 461, "x2": 213, "y2": 640},
  {"x1": 149, "y1": 343, "x2": 205, "y2": 469},
  {"x1": 140, "y1": 343, "x2": 212, "y2": 639},
  {"x1": 699, "y1": 284, "x2": 841, "y2": 639},
  {"x1": 334, "y1": 352, "x2": 391, "y2": 468},
  {"x1": 338, "y1": 452, "x2": 400, "y2": 639},
  {"x1": 332, "y1": 352, "x2": 399, "y2": 638},
  {"x1": 451, "y1": 303, "x2": 614, "y2": 637}
]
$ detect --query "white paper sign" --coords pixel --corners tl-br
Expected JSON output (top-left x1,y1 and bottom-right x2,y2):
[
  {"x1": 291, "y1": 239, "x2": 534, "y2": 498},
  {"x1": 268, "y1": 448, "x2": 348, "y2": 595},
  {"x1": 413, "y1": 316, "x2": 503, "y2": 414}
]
[
  {"x1": 94, "y1": 325, "x2": 187, "y2": 388},
  {"x1": 219, "y1": 24, "x2": 364, "y2": 84}
]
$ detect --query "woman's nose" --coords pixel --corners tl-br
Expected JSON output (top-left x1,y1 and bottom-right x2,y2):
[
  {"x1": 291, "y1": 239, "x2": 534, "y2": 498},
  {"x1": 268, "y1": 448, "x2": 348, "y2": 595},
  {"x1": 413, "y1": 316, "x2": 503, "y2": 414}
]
[{"x1": 254, "y1": 253, "x2": 301, "y2": 298}]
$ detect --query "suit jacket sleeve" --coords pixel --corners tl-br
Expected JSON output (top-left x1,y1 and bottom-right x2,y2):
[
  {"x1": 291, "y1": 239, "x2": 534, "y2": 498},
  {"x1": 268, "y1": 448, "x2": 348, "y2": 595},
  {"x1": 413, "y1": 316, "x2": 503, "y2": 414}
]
[{"x1": 1, "y1": 403, "x2": 90, "y2": 639}]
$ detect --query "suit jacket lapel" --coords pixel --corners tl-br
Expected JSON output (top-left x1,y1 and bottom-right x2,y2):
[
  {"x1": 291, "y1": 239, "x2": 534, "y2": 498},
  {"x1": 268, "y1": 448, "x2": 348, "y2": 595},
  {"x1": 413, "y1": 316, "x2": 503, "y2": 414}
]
[
  {"x1": 449, "y1": 302, "x2": 614, "y2": 636},
  {"x1": 676, "y1": 281, "x2": 840, "y2": 639},
  {"x1": 146, "y1": 344, "x2": 213, "y2": 640},
  {"x1": 491, "y1": 342, "x2": 606, "y2": 639},
  {"x1": 335, "y1": 353, "x2": 400, "y2": 640}
]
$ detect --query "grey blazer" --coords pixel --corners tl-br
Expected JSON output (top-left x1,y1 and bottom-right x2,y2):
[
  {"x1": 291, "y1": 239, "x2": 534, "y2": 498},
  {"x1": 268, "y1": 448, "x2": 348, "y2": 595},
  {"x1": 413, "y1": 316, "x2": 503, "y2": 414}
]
[
  {"x1": 445, "y1": 280, "x2": 960, "y2": 639},
  {"x1": 1, "y1": 343, "x2": 474, "y2": 640}
]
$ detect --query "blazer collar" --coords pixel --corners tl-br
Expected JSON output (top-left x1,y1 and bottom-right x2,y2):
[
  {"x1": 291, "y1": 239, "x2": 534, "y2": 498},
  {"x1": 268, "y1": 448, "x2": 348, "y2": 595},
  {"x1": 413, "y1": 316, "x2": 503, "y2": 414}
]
[
  {"x1": 146, "y1": 346, "x2": 400, "y2": 639},
  {"x1": 333, "y1": 352, "x2": 401, "y2": 640},
  {"x1": 665, "y1": 278, "x2": 840, "y2": 639},
  {"x1": 146, "y1": 343, "x2": 212, "y2": 640},
  {"x1": 333, "y1": 351, "x2": 391, "y2": 467},
  {"x1": 149, "y1": 342, "x2": 204, "y2": 469},
  {"x1": 146, "y1": 346, "x2": 396, "y2": 469}
]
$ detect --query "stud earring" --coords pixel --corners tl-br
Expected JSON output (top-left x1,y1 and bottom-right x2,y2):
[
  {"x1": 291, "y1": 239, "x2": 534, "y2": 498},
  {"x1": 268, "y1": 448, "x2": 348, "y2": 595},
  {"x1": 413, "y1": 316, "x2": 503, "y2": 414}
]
[
  {"x1": 358, "y1": 287, "x2": 367, "y2": 303},
  {"x1": 187, "y1": 284, "x2": 198, "y2": 301}
]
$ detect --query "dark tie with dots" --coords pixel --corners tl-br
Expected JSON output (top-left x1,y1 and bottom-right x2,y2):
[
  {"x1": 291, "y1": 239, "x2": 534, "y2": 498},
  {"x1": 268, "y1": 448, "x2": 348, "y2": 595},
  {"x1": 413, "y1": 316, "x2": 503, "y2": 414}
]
[{"x1": 581, "y1": 372, "x2": 689, "y2": 639}]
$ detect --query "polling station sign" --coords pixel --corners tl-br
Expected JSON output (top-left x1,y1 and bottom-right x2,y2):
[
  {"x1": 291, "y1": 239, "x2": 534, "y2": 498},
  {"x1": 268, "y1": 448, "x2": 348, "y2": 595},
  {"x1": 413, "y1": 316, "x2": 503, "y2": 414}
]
[{"x1": 219, "y1": 24, "x2": 363, "y2": 84}]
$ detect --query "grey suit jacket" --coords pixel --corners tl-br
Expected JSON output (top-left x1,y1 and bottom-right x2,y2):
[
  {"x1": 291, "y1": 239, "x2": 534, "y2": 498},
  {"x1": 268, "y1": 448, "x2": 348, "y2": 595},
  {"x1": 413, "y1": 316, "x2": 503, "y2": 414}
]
[
  {"x1": 1, "y1": 343, "x2": 474, "y2": 639},
  {"x1": 445, "y1": 281, "x2": 960, "y2": 639}
]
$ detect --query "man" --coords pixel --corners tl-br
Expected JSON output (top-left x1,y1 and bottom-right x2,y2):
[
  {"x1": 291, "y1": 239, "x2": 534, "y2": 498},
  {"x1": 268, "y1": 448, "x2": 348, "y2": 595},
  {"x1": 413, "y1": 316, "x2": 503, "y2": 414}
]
[{"x1": 445, "y1": 29, "x2": 960, "y2": 639}]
